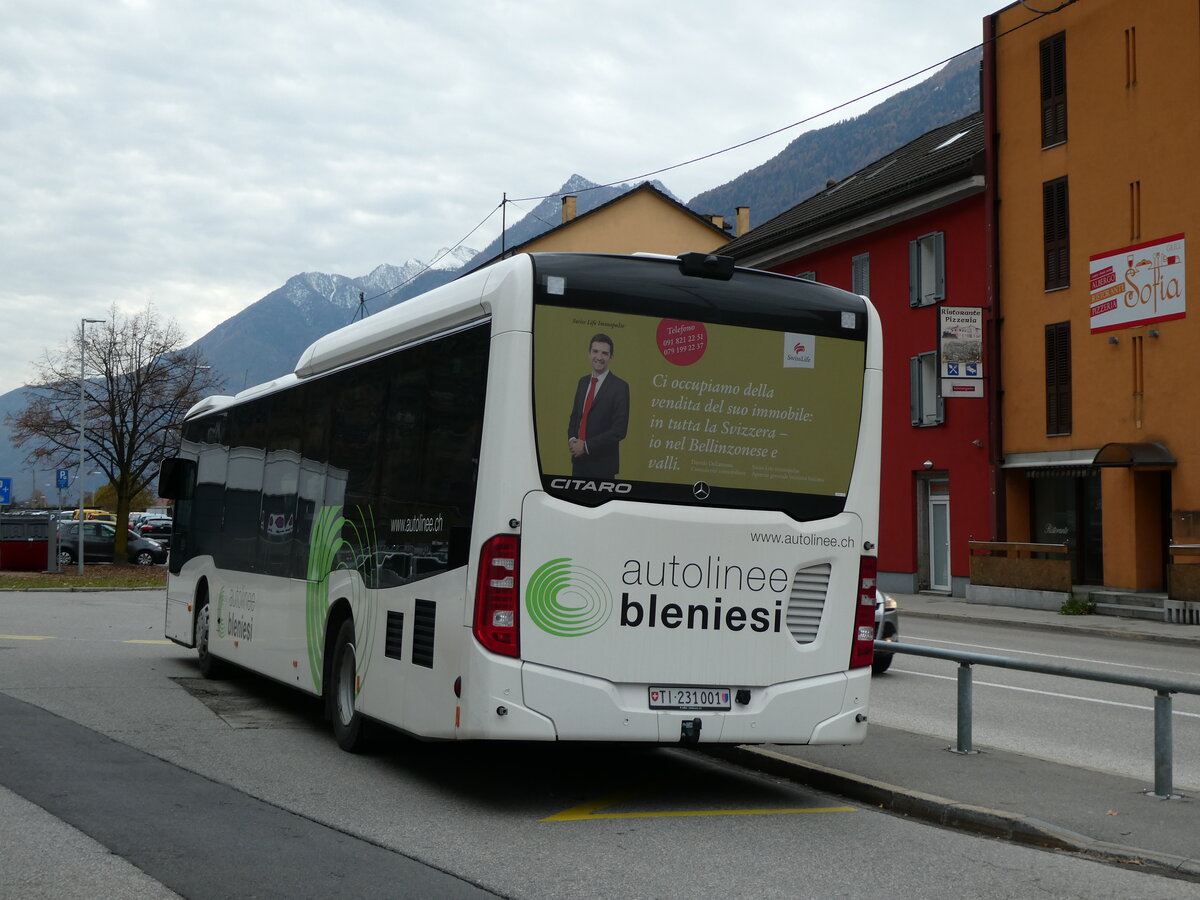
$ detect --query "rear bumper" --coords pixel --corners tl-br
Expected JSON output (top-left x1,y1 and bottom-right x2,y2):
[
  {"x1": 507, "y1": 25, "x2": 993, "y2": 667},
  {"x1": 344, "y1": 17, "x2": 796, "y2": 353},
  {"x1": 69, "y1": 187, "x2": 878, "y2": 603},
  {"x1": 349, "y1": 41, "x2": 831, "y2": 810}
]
[{"x1": 514, "y1": 662, "x2": 870, "y2": 744}]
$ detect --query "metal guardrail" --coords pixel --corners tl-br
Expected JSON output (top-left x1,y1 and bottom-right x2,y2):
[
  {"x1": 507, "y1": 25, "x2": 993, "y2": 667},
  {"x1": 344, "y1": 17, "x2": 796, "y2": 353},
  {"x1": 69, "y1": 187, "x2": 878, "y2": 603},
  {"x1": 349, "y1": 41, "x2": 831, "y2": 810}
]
[{"x1": 875, "y1": 640, "x2": 1200, "y2": 798}]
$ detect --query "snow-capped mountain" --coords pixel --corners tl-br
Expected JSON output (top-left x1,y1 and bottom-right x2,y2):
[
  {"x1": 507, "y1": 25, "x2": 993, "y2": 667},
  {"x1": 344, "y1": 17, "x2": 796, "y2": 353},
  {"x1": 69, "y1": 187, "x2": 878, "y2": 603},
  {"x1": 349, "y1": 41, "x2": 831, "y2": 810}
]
[{"x1": 191, "y1": 249, "x2": 476, "y2": 392}]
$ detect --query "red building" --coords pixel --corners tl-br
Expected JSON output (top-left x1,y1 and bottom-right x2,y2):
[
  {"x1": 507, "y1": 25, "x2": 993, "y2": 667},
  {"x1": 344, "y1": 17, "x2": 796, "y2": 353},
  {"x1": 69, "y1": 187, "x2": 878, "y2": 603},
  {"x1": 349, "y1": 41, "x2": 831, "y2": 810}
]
[{"x1": 722, "y1": 113, "x2": 994, "y2": 595}]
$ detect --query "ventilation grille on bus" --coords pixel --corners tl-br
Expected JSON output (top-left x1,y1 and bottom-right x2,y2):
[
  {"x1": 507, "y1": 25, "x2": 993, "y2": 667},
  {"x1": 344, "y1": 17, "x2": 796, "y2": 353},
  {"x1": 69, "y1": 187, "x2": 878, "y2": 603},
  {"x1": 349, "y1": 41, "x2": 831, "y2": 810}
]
[
  {"x1": 787, "y1": 563, "x2": 831, "y2": 643},
  {"x1": 385, "y1": 611, "x2": 404, "y2": 661},
  {"x1": 412, "y1": 599, "x2": 436, "y2": 669}
]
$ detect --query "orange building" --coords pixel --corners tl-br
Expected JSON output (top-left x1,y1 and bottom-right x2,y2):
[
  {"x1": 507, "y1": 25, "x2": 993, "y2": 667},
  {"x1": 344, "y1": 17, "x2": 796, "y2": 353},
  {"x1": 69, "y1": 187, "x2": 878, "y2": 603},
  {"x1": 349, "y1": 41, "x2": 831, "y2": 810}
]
[{"x1": 986, "y1": 0, "x2": 1200, "y2": 598}]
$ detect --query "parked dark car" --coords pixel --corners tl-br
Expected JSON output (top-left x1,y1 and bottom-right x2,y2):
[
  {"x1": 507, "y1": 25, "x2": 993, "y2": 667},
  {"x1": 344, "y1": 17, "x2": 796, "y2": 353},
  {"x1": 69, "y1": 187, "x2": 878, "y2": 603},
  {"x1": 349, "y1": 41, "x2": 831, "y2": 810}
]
[
  {"x1": 138, "y1": 517, "x2": 172, "y2": 549},
  {"x1": 56, "y1": 522, "x2": 168, "y2": 566},
  {"x1": 873, "y1": 589, "x2": 900, "y2": 674}
]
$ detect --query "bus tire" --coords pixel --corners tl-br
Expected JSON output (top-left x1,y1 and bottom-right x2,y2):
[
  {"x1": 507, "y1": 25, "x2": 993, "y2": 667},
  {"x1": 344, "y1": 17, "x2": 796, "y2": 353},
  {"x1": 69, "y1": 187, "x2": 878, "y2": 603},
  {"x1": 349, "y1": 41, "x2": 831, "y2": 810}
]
[
  {"x1": 330, "y1": 618, "x2": 371, "y2": 752},
  {"x1": 196, "y1": 595, "x2": 225, "y2": 679}
]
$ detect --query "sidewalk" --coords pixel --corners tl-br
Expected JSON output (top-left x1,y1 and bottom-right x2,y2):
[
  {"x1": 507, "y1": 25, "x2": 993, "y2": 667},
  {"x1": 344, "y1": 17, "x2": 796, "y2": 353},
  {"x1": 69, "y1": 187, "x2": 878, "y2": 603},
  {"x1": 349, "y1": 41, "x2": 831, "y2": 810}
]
[
  {"x1": 893, "y1": 590, "x2": 1200, "y2": 648},
  {"x1": 712, "y1": 594, "x2": 1200, "y2": 881}
]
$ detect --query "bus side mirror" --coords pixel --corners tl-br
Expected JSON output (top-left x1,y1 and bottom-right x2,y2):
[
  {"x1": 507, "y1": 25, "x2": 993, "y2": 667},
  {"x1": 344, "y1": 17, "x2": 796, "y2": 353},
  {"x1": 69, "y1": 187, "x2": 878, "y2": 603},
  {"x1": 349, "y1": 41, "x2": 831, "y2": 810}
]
[{"x1": 158, "y1": 458, "x2": 196, "y2": 500}]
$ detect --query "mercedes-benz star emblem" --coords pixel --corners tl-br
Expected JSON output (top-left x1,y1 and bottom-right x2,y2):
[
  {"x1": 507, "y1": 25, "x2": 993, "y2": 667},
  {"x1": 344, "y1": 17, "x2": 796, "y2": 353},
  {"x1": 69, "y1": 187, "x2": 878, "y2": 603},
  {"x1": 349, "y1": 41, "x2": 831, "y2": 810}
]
[{"x1": 692, "y1": 481, "x2": 711, "y2": 500}]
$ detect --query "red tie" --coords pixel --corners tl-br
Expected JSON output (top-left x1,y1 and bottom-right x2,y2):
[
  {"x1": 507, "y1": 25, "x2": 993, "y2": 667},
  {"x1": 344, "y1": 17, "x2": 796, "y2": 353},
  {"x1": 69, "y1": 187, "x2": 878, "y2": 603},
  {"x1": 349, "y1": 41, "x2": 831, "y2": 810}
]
[{"x1": 579, "y1": 376, "x2": 598, "y2": 441}]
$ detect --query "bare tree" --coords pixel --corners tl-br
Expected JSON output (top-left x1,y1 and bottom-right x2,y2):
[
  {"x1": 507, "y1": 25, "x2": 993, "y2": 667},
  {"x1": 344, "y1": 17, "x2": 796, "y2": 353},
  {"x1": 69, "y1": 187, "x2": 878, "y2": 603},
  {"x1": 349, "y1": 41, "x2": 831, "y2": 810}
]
[{"x1": 7, "y1": 303, "x2": 224, "y2": 561}]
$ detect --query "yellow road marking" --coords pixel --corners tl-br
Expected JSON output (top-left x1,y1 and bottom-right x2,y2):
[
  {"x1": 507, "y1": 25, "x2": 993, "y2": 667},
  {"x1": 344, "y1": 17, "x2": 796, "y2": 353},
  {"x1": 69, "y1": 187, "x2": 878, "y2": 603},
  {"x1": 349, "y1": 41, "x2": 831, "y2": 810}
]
[
  {"x1": 543, "y1": 786, "x2": 856, "y2": 822},
  {"x1": 543, "y1": 787, "x2": 646, "y2": 821}
]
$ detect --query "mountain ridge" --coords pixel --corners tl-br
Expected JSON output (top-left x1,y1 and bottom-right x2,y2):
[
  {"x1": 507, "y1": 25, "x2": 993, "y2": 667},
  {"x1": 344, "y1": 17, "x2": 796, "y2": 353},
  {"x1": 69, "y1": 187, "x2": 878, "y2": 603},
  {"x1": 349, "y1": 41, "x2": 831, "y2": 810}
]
[{"x1": 0, "y1": 54, "x2": 982, "y2": 502}]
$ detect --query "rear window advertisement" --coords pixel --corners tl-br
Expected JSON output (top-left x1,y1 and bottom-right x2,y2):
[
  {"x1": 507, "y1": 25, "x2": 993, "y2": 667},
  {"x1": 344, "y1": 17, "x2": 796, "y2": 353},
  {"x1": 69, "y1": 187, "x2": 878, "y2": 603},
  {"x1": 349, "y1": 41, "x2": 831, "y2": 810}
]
[{"x1": 533, "y1": 306, "x2": 866, "y2": 498}]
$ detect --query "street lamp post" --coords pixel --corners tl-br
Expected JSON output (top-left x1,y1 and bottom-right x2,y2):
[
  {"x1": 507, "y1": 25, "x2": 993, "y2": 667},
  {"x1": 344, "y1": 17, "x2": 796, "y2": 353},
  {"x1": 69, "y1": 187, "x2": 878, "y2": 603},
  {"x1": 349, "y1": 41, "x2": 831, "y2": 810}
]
[{"x1": 78, "y1": 317, "x2": 105, "y2": 575}]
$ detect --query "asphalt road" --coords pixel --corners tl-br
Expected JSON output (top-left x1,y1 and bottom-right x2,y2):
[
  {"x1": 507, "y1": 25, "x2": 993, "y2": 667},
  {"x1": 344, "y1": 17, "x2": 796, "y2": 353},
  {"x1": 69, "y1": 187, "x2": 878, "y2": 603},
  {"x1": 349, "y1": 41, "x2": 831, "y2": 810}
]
[{"x1": 1, "y1": 590, "x2": 1196, "y2": 899}]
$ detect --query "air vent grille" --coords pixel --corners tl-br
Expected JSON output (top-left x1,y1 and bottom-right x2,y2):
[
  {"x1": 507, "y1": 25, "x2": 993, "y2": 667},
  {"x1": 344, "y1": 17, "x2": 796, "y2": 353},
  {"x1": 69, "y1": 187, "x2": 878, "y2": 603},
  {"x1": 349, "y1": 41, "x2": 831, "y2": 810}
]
[
  {"x1": 787, "y1": 563, "x2": 831, "y2": 643},
  {"x1": 412, "y1": 599, "x2": 436, "y2": 669},
  {"x1": 385, "y1": 611, "x2": 404, "y2": 660}
]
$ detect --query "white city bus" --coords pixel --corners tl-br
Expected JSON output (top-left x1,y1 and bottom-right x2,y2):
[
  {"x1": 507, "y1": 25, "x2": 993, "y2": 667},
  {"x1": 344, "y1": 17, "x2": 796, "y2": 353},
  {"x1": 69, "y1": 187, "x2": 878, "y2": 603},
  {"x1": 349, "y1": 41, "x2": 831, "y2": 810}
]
[{"x1": 161, "y1": 252, "x2": 882, "y2": 751}]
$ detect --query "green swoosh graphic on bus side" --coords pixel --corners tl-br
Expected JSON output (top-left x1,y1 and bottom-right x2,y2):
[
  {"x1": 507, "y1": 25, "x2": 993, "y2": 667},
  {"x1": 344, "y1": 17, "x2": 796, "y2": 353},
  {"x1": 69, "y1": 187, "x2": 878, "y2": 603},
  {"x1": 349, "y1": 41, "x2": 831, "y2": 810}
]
[
  {"x1": 341, "y1": 506, "x2": 378, "y2": 691},
  {"x1": 305, "y1": 506, "x2": 347, "y2": 691},
  {"x1": 526, "y1": 558, "x2": 613, "y2": 637},
  {"x1": 216, "y1": 586, "x2": 227, "y2": 639}
]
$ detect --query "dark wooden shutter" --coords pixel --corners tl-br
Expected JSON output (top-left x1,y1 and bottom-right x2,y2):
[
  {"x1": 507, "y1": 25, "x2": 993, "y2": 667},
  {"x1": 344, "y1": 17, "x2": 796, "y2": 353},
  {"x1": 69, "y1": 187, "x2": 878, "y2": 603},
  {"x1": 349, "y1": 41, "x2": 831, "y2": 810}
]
[
  {"x1": 1045, "y1": 322, "x2": 1072, "y2": 435},
  {"x1": 1040, "y1": 32, "x2": 1067, "y2": 147},
  {"x1": 1043, "y1": 178, "x2": 1070, "y2": 290},
  {"x1": 908, "y1": 240, "x2": 920, "y2": 306}
]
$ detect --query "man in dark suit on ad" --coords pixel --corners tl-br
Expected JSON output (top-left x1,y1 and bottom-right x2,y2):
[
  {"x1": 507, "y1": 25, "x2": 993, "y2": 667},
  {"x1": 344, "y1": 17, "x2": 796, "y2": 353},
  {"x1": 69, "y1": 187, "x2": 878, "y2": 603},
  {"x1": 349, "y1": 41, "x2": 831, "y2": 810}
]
[{"x1": 567, "y1": 333, "x2": 630, "y2": 479}]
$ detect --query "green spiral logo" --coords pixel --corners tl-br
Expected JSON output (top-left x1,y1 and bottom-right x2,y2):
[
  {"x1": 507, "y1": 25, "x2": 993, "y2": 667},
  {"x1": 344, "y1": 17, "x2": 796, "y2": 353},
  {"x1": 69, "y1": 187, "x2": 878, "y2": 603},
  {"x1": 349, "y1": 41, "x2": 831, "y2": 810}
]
[
  {"x1": 526, "y1": 558, "x2": 613, "y2": 637},
  {"x1": 216, "y1": 587, "x2": 227, "y2": 639}
]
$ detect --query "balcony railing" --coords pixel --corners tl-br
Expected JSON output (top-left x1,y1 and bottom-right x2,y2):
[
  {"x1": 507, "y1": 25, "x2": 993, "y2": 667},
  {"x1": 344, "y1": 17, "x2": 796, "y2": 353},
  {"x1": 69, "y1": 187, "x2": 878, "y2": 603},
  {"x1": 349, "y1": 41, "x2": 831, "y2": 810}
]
[{"x1": 968, "y1": 541, "x2": 1071, "y2": 593}]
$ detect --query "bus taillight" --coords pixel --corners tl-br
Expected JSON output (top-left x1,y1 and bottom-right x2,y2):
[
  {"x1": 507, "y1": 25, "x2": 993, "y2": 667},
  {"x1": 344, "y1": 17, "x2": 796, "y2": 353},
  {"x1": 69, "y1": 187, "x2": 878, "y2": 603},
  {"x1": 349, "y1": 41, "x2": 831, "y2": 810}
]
[
  {"x1": 473, "y1": 534, "x2": 520, "y2": 658},
  {"x1": 849, "y1": 555, "x2": 877, "y2": 669}
]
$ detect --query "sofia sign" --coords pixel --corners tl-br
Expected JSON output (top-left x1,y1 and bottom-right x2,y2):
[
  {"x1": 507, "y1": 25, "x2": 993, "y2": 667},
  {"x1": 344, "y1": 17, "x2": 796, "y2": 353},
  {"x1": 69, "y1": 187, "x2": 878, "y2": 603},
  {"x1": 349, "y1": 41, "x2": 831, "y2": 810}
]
[{"x1": 1089, "y1": 234, "x2": 1186, "y2": 333}]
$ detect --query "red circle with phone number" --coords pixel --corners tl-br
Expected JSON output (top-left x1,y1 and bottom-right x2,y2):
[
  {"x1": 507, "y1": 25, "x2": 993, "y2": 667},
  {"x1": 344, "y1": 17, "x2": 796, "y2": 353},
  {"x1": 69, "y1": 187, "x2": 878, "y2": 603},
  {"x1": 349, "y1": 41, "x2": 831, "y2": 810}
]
[{"x1": 656, "y1": 319, "x2": 708, "y2": 366}]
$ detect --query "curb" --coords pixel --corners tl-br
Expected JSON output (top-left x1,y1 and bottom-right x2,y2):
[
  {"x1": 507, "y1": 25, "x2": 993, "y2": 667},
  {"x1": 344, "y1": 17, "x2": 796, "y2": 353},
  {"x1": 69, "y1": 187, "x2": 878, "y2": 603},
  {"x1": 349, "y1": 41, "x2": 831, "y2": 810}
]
[
  {"x1": 703, "y1": 744, "x2": 1200, "y2": 881},
  {"x1": 902, "y1": 608, "x2": 1200, "y2": 649},
  {"x1": 0, "y1": 586, "x2": 165, "y2": 593}
]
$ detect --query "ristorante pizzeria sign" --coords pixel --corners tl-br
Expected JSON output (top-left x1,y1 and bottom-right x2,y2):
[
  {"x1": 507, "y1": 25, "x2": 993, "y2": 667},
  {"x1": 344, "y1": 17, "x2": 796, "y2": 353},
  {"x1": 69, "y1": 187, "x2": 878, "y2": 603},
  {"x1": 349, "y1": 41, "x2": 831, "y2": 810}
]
[{"x1": 1089, "y1": 234, "x2": 1186, "y2": 333}]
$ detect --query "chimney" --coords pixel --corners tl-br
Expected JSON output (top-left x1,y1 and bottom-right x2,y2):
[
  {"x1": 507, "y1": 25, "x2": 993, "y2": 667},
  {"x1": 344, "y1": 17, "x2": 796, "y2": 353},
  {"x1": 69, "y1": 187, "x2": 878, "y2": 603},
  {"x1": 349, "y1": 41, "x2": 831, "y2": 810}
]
[
  {"x1": 736, "y1": 207, "x2": 750, "y2": 237},
  {"x1": 562, "y1": 195, "x2": 577, "y2": 223},
  {"x1": 709, "y1": 215, "x2": 724, "y2": 230}
]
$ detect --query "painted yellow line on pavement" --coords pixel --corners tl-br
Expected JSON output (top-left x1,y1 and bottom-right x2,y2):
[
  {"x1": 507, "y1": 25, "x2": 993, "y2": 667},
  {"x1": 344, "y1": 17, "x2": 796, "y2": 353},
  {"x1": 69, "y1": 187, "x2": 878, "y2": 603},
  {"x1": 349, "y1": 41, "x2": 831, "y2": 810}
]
[{"x1": 542, "y1": 785, "x2": 856, "y2": 822}]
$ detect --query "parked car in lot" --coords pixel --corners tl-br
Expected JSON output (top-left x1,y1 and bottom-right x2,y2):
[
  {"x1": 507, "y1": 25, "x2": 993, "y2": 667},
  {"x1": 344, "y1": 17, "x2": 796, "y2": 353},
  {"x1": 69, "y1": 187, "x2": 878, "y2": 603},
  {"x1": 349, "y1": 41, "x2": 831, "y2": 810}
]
[
  {"x1": 873, "y1": 589, "x2": 900, "y2": 674},
  {"x1": 137, "y1": 517, "x2": 172, "y2": 549},
  {"x1": 56, "y1": 522, "x2": 168, "y2": 566}
]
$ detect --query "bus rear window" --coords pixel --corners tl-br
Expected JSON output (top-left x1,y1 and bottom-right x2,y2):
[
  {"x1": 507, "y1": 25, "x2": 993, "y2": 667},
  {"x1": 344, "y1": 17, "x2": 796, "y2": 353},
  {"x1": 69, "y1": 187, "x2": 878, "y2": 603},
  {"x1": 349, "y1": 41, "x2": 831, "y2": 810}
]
[{"x1": 532, "y1": 299, "x2": 867, "y2": 521}]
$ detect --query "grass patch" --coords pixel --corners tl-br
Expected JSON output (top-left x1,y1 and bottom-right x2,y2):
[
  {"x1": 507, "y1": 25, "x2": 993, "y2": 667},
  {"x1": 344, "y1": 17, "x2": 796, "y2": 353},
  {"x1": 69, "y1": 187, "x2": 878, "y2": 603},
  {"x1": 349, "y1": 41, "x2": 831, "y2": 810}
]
[
  {"x1": 0, "y1": 565, "x2": 167, "y2": 590},
  {"x1": 1060, "y1": 594, "x2": 1095, "y2": 616}
]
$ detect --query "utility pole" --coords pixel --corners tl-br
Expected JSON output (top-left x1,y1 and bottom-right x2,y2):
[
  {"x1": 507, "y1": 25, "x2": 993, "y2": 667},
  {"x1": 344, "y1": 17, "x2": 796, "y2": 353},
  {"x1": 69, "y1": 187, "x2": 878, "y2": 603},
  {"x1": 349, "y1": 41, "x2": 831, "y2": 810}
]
[{"x1": 78, "y1": 317, "x2": 105, "y2": 575}]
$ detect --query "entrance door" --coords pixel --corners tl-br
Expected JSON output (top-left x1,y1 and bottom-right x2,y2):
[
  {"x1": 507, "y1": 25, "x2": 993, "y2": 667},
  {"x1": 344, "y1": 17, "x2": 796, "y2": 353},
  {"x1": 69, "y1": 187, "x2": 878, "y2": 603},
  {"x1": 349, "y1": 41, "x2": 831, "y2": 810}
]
[{"x1": 928, "y1": 481, "x2": 951, "y2": 592}]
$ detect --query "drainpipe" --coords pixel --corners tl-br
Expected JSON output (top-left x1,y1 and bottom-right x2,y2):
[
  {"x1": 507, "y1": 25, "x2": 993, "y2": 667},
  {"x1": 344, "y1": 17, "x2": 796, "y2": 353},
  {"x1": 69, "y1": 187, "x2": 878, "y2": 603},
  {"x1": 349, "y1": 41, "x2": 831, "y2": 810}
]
[{"x1": 983, "y1": 11, "x2": 1006, "y2": 541}]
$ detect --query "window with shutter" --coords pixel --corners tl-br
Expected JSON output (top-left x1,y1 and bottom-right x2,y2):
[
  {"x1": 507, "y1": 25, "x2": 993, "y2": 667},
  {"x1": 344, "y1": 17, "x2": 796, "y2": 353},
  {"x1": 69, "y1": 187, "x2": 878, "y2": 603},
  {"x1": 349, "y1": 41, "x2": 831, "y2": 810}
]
[
  {"x1": 852, "y1": 253, "x2": 870, "y2": 296},
  {"x1": 910, "y1": 351, "x2": 944, "y2": 426},
  {"x1": 1045, "y1": 321, "x2": 1071, "y2": 435},
  {"x1": 1040, "y1": 32, "x2": 1067, "y2": 148},
  {"x1": 1043, "y1": 178, "x2": 1070, "y2": 290},
  {"x1": 908, "y1": 232, "x2": 946, "y2": 306}
]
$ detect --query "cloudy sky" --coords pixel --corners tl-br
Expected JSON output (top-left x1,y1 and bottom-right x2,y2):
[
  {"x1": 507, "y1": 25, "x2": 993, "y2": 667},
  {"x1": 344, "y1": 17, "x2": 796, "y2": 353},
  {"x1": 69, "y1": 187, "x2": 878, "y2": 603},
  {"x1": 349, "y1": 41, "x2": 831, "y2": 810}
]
[{"x1": 1, "y1": 0, "x2": 1004, "y2": 392}]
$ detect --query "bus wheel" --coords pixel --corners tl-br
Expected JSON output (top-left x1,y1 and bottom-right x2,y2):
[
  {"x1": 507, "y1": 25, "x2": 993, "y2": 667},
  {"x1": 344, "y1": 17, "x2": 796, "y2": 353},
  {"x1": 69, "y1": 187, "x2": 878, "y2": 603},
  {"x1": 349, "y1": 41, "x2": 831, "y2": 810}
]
[
  {"x1": 196, "y1": 599, "x2": 225, "y2": 679},
  {"x1": 330, "y1": 618, "x2": 371, "y2": 752}
]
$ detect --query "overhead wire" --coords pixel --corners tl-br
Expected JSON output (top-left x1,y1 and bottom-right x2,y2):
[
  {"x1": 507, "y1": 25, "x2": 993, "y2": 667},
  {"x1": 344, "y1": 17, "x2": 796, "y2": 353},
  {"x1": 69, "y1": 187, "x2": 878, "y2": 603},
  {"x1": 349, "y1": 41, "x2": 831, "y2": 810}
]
[
  {"x1": 354, "y1": 200, "x2": 505, "y2": 314},
  {"x1": 509, "y1": 1, "x2": 1071, "y2": 206},
  {"x1": 357, "y1": 2, "x2": 1072, "y2": 318}
]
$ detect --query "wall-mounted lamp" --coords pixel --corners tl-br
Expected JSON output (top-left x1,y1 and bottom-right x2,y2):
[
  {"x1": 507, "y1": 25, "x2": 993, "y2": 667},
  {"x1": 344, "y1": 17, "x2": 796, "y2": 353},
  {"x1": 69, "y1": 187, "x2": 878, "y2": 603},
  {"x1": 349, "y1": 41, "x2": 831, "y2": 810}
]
[
  {"x1": 922, "y1": 460, "x2": 933, "y2": 469},
  {"x1": 970, "y1": 439, "x2": 983, "y2": 447},
  {"x1": 1108, "y1": 335, "x2": 1120, "y2": 344},
  {"x1": 1149, "y1": 329, "x2": 1160, "y2": 338}
]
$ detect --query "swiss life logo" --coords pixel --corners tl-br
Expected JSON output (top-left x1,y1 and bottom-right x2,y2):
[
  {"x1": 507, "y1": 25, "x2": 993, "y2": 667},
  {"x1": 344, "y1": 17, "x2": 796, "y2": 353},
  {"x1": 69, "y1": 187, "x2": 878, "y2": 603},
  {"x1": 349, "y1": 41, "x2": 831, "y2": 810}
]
[{"x1": 783, "y1": 333, "x2": 815, "y2": 368}]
